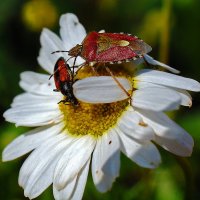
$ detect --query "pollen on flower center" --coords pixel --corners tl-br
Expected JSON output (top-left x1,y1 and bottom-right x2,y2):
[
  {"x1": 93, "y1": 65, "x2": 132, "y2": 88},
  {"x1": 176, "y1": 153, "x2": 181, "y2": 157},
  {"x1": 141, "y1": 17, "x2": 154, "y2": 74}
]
[
  {"x1": 60, "y1": 101, "x2": 128, "y2": 137},
  {"x1": 59, "y1": 64, "x2": 132, "y2": 137}
]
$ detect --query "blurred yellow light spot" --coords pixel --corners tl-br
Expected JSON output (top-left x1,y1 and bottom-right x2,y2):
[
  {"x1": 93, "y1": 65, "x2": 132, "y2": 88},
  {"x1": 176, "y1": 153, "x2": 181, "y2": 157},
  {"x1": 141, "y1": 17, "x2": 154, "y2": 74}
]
[{"x1": 22, "y1": 0, "x2": 58, "y2": 32}]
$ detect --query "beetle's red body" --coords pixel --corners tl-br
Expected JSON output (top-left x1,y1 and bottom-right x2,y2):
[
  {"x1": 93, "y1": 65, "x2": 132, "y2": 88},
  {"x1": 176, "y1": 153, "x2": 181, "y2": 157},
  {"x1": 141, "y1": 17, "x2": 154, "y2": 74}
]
[
  {"x1": 53, "y1": 57, "x2": 78, "y2": 105},
  {"x1": 54, "y1": 57, "x2": 72, "y2": 90},
  {"x1": 67, "y1": 31, "x2": 152, "y2": 64}
]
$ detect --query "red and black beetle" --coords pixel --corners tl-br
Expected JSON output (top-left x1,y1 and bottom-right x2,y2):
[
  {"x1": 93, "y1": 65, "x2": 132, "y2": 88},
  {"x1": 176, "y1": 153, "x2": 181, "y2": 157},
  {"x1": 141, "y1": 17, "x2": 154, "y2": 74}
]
[{"x1": 51, "y1": 57, "x2": 78, "y2": 106}]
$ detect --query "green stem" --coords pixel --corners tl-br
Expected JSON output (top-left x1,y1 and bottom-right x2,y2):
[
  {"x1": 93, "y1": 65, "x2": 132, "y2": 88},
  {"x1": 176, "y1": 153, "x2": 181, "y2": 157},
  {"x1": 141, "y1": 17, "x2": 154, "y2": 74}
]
[{"x1": 159, "y1": 0, "x2": 171, "y2": 63}]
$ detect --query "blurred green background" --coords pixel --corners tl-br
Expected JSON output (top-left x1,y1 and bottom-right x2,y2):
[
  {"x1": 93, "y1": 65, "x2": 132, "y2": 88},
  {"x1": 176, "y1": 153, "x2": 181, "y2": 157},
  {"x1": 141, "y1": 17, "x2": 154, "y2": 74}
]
[{"x1": 0, "y1": 0, "x2": 200, "y2": 199}]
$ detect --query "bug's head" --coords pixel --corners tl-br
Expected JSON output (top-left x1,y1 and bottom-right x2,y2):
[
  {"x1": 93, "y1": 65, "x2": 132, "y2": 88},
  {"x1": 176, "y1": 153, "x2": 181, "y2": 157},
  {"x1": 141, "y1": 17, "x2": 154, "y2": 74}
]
[{"x1": 68, "y1": 44, "x2": 82, "y2": 57}]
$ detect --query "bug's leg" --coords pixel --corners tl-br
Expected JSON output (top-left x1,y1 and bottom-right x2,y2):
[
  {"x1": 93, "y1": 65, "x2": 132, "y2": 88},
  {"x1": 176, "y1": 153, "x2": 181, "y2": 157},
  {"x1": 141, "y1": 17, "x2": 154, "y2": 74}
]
[
  {"x1": 58, "y1": 100, "x2": 70, "y2": 105},
  {"x1": 73, "y1": 78, "x2": 79, "y2": 83},
  {"x1": 72, "y1": 57, "x2": 77, "y2": 81},
  {"x1": 95, "y1": 63, "x2": 103, "y2": 74},
  {"x1": 128, "y1": 88, "x2": 134, "y2": 107},
  {"x1": 74, "y1": 62, "x2": 87, "y2": 76},
  {"x1": 104, "y1": 66, "x2": 131, "y2": 99},
  {"x1": 93, "y1": 63, "x2": 105, "y2": 76},
  {"x1": 91, "y1": 65, "x2": 99, "y2": 75},
  {"x1": 57, "y1": 100, "x2": 64, "y2": 104},
  {"x1": 53, "y1": 89, "x2": 60, "y2": 92},
  {"x1": 58, "y1": 97, "x2": 68, "y2": 104}
]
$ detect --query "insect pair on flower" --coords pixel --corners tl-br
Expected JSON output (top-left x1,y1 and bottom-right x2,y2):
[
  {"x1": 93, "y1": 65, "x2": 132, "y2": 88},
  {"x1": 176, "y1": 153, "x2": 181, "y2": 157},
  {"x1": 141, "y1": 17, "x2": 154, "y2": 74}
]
[{"x1": 51, "y1": 31, "x2": 152, "y2": 105}]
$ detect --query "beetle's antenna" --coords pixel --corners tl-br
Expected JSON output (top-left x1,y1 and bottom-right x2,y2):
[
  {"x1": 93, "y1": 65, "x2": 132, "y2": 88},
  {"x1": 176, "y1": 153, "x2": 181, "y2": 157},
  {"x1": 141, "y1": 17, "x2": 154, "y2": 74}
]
[
  {"x1": 51, "y1": 50, "x2": 69, "y2": 54},
  {"x1": 49, "y1": 63, "x2": 66, "y2": 80},
  {"x1": 49, "y1": 74, "x2": 54, "y2": 80}
]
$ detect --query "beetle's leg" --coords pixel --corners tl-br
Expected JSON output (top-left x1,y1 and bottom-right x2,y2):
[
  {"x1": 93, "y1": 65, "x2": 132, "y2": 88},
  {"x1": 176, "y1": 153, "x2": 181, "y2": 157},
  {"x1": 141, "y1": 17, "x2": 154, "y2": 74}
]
[
  {"x1": 57, "y1": 100, "x2": 64, "y2": 104},
  {"x1": 58, "y1": 100, "x2": 70, "y2": 105},
  {"x1": 58, "y1": 97, "x2": 69, "y2": 104},
  {"x1": 53, "y1": 89, "x2": 60, "y2": 92},
  {"x1": 49, "y1": 74, "x2": 54, "y2": 80}
]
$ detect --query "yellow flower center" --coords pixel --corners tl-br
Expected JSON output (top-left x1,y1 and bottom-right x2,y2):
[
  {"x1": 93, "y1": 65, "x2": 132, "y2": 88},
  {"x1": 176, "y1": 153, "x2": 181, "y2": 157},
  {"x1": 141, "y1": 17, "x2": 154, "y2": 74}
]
[
  {"x1": 60, "y1": 64, "x2": 134, "y2": 137},
  {"x1": 60, "y1": 101, "x2": 128, "y2": 137}
]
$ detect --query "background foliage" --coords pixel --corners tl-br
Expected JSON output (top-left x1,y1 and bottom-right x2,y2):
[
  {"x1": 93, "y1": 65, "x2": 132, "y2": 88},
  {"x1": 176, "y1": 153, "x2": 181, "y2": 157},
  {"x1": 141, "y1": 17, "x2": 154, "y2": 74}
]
[{"x1": 0, "y1": 0, "x2": 200, "y2": 199}]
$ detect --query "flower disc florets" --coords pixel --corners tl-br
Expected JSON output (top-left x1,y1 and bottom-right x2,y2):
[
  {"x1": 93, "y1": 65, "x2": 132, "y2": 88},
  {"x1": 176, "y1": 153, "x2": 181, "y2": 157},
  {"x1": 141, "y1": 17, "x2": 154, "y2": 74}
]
[{"x1": 60, "y1": 65, "x2": 132, "y2": 137}]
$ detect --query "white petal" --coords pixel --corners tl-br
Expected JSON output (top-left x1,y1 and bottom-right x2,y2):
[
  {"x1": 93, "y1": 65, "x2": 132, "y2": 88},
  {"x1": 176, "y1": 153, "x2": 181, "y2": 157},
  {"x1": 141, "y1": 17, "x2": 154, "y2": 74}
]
[
  {"x1": 70, "y1": 159, "x2": 90, "y2": 200},
  {"x1": 3, "y1": 104, "x2": 62, "y2": 127},
  {"x1": 174, "y1": 89, "x2": 192, "y2": 107},
  {"x1": 19, "y1": 71, "x2": 60, "y2": 96},
  {"x1": 19, "y1": 134, "x2": 73, "y2": 199},
  {"x1": 143, "y1": 54, "x2": 180, "y2": 74},
  {"x1": 136, "y1": 109, "x2": 194, "y2": 156},
  {"x1": 54, "y1": 136, "x2": 95, "y2": 190},
  {"x1": 18, "y1": 133, "x2": 67, "y2": 186},
  {"x1": 73, "y1": 76, "x2": 132, "y2": 103},
  {"x1": 117, "y1": 128, "x2": 161, "y2": 168},
  {"x1": 59, "y1": 13, "x2": 86, "y2": 66},
  {"x1": 53, "y1": 177, "x2": 77, "y2": 200},
  {"x1": 53, "y1": 159, "x2": 90, "y2": 200},
  {"x1": 92, "y1": 130, "x2": 120, "y2": 193},
  {"x1": 132, "y1": 87, "x2": 181, "y2": 111},
  {"x1": 60, "y1": 13, "x2": 86, "y2": 49},
  {"x1": 20, "y1": 71, "x2": 49, "y2": 82},
  {"x1": 134, "y1": 82, "x2": 192, "y2": 107},
  {"x1": 2, "y1": 123, "x2": 63, "y2": 161},
  {"x1": 37, "y1": 28, "x2": 68, "y2": 74},
  {"x1": 11, "y1": 93, "x2": 61, "y2": 108},
  {"x1": 117, "y1": 110, "x2": 155, "y2": 141},
  {"x1": 135, "y1": 69, "x2": 200, "y2": 92}
]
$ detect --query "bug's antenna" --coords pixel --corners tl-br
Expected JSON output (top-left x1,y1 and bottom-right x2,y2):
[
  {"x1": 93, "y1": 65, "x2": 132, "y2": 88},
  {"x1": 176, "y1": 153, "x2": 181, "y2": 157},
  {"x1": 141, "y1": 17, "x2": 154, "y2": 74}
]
[
  {"x1": 51, "y1": 50, "x2": 69, "y2": 54},
  {"x1": 66, "y1": 56, "x2": 73, "y2": 63}
]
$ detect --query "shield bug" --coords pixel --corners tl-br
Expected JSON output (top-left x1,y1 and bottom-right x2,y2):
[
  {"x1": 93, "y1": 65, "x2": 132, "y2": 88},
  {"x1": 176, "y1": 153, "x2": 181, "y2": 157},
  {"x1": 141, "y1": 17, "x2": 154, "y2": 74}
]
[
  {"x1": 50, "y1": 57, "x2": 79, "y2": 106},
  {"x1": 52, "y1": 31, "x2": 152, "y2": 65}
]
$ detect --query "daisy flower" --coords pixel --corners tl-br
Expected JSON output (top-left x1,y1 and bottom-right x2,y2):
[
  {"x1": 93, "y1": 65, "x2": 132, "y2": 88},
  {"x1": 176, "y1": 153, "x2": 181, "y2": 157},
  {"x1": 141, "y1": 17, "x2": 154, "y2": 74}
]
[{"x1": 2, "y1": 13, "x2": 200, "y2": 200}]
